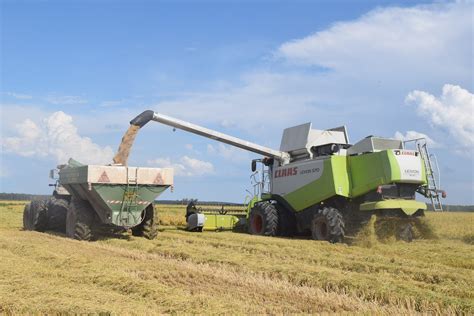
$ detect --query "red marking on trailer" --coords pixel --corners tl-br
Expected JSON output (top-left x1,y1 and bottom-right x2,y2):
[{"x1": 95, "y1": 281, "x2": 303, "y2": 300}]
[
  {"x1": 153, "y1": 172, "x2": 164, "y2": 184},
  {"x1": 98, "y1": 171, "x2": 110, "y2": 183}
]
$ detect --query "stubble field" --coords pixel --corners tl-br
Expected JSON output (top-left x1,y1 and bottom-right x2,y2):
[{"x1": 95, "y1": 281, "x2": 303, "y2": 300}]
[{"x1": 0, "y1": 201, "x2": 473, "y2": 314}]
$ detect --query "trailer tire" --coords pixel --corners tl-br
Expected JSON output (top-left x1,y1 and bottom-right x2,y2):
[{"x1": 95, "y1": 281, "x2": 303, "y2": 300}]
[
  {"x1": 248, "y1": 202, "x2": 278, "y2": 236},
  {"x1": 311, "y1": 207, "x2": 345, "y2": 243},
  {"x1": 47, "y1": 197, "x2": 69, "y2": 232},
  {"x1": 132, "y1": 204, "x2": 158, "y2": 240},
  {"x1": 23, "y1": 200, "x2": 49, "y2": 232},
  {"x1": 66, "y1": 198, "x2": 94, "y2": 241}
]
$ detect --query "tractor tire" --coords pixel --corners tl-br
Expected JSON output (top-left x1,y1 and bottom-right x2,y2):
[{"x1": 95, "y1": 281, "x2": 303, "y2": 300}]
[
  {"x1": 311, "y1": 207, "x2": 345, "y2": 243},
  {"x1": 23, "y1": 200, "x2": 49, "y2": 232},
  {"x1": 131, "y1": 204, "x2": 158, "y2": 239},
  {"x1": 248, "y1": 202, "x2": 278, "y2": 236},
  {"x1": 22, "y1": 203, "x2": 32, "y2": 230},
  {"x1": 47, "y1": 196, "x2": 69, "y2": 232},
  {"x1": 276, "y1": 205, "x2": 296, "y2": 237},
  {"x1": 66, "y1": 198, "x2": 95, "y2": 241}
]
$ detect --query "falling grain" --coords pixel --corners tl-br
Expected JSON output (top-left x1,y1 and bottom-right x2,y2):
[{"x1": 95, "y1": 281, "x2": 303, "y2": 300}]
[{"x1": 113, "y1": 125, "x2": 140, "y2": 165}]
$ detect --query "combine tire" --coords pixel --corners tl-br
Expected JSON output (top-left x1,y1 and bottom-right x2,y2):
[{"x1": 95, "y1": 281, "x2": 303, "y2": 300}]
[
  {"x1": 132, "y1": 204, "x2": 158, "y2": 239},
  {"x1": 47, "y1": 197, "x2": 69, "y2": 231},
  {"x1": 311, "y1": 207, "x2": 345, "y2": 243},
  {"x1": 248, "y1": 202, "x2": 278, "y2": 236},
  {"x1": 23, "y1": 200, "x2": 49, "y2": 232},
  {"x1": 397, "y1": 223, "x2": 414, "y2": 242},
  {"x1": 66, "y1": 198, "x2": 95, "y2": 241}
]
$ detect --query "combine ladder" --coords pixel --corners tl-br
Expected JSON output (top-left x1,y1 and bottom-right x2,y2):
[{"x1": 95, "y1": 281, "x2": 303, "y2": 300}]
[{"x1": 416, "y1": 141, "x2": 443, "y2": 211}]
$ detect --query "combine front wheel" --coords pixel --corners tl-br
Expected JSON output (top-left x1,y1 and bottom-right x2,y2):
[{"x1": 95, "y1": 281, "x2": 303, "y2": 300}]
[{"x1": 248, "y1": 202, "x2": 278, "y2": 236}]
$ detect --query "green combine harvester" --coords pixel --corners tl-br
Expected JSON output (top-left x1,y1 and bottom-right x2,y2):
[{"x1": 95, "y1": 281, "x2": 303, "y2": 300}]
[{"x1": 128, "y1": 110, "x2": 446, "y2": 242}]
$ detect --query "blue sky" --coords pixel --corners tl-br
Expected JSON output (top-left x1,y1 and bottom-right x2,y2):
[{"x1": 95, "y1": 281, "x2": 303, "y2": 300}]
[{"x1": 1, "y1": 0, "x2": 473, "y2": 205}]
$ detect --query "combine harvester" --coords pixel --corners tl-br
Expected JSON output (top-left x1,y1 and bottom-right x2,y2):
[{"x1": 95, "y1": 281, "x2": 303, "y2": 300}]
[{"x1": 126, "y1": 110, "x2": 445, "y2": 242}]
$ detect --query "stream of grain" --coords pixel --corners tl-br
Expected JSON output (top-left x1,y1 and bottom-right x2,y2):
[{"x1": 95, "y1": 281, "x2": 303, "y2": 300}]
[{"x1": 113, "y1": 125, "x2": 140, "y2": 165}]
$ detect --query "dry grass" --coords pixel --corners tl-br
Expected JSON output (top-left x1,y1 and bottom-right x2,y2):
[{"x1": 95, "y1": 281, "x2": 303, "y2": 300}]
[{"x1": 1, "y1": 201, "x2": 473, "y2": 314}]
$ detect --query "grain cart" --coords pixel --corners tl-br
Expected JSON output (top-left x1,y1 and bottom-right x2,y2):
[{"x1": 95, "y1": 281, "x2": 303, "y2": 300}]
[
  {"x1": 124, "y1": 110, "x2": 445, "y2": 242},
  {"x1": 23, "y1": 159, "x2": 173, "y2": 240}
]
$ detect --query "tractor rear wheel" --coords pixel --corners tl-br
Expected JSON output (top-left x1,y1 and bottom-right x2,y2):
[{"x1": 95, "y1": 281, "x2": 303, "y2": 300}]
[
  {"x1": 47, "y1": 196, "x2": 69, "y2": 232},
  {"x1": 131, "y1": 204, "x2": 158, "y2": 239},
  {"x1": 66, "y1": 198, "x2": 95, "y2": 241},
  {"x1": 248, "y1": 202, "x2": 278, "y2": 236},
  {"x1": 23, "y1": 200, "x2": 49, "y2": 232},
  {"x1": 311, "y1": 207, "x2": 345, "y2": 243}
]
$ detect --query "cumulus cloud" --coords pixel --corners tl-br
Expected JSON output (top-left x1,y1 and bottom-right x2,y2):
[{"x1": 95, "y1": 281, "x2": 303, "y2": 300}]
[
  {"x1": 394, "y1": 130, "x2": 438, "y2": 147},
  {"x1": 147, "y1": 156, "x2": 214, "y2": 177},
  {"x1": 277, "y1": 2, "x2": 472, "y2": 77},
  {"x1": 2, "y1": 111, "x2": 114, "y2": 164},
  {"x1": 405, "y1": 84, "x2": 473, "y2": 147},
  {"x1": 150, "y1": 2, "x2": 471, "y2": 136}
]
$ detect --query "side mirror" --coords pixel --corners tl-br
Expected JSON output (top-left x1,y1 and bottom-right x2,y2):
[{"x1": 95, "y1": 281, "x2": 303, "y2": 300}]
[
  {"x1": 49, "y1": 169, "x2": 58, "y2": 180},
  {"x1": 251, "y1": 160, "x2": 257, "y2": 172}
]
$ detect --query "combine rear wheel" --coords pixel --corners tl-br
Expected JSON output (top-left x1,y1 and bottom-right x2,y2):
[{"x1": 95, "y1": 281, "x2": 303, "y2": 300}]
[
  {"x1": 132, "y1": 204, "x2": 158, "y2": 239},
  {"x1": 248, "y1": 202, "x2": 278, "y2": 236},
  {"x1": 66, "y1": 198, "x2": 95, "y2": 241},
  {"x1": 397, "y1": 223, "x2": 414, "y2": 242},
  {"x1": 23, "y1": 200, "x2": 49, "y2": 232},
  {"x1": 311, "y1": 207, "x2": 345, "y2": 243}
]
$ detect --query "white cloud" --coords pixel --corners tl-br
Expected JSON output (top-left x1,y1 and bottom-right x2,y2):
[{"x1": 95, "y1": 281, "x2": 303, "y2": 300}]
[
  {"x1": 147, "y1": 155, "x2": 214, "y2": 177},
  {"x1": 4, "y1": 92, "x2": 33, "y2": 100},
  {"x1": 150, "y1": 2, "x2": 471, "y2": 138},
  {"x1": 2, "y1": 111, "x2": 114, "y2": 164},
  {"x1": 207, "y1": 143, "x2": 251, "y2": 163},
  {"x1": 45, "y1": 95, "x2": 87, "y2": 105},
  {"x1": 405, "y1": 84, "x2": 473, "y2": 147},
  {"x1": 277, "y1": 2, "x2": 472, "y2": 78},
  {"x1": 394, "y1": 130, "x2": 438, "y2": 147}
]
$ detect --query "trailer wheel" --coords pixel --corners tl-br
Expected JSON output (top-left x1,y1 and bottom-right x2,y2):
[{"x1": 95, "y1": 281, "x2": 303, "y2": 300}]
[
  {"x1": 311, "y1": 207, "x2": 345, "y2": 243},
  {"x1": 47, "y1": 197, "x2": 69, "y2": 232},
  {"x1": 66, "y1": 198, "x2": 94, "y2": 241},
  {"x1": 23, "y1": 200, "x2": 49, "y2": 232},
  {"x1": 132, "y1": 204, "x2": 158, "y2": 240},
  {"x1": 248, "y1": 202, "x2": 278, "y2": 236}
]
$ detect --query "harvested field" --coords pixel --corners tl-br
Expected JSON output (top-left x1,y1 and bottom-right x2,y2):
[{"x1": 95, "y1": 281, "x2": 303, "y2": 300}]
[{"x1": 0, "y1": 201, "x2": 473, "y2": 314}]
